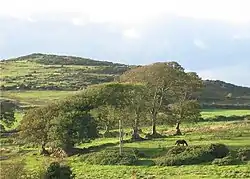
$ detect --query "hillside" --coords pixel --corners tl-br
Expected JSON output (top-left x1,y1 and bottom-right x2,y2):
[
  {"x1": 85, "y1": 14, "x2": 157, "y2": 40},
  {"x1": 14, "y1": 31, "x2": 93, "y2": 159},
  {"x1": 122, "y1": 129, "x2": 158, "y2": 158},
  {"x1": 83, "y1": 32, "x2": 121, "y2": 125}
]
[{"x1": 1, "y1": 53, "x2": 250, "y2": 107}]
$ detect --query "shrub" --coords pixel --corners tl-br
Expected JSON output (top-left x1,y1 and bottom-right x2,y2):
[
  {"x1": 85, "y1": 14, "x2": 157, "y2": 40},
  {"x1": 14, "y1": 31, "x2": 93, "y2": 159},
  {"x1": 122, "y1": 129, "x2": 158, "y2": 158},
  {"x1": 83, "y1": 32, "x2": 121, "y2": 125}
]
[
  {"x1": 81, "y1": 149, "x2": 137, "y2": 165},
  {"x1": 166, "y1": 146, "x2": 186, "y2": 155},
  {"x1": 44, "y1": 162, "x2": 75, "y2": 179},
  {"x1": 0, "y1": 160, "x2": 27, "y2": 179},
  {"x1": 237, "y1": 148, "x2": 250, "y2": 161},
  {"x1": 212, "y1": 155, "x2": 240, "y2": 166},
  {"x1": 209, "y1": 143, "x2": 229, "y2": 158},
  {"x1": 155, "y1": 145, "x2": 214, "y2": 166},
  {"x1": 133, "y1": 149, "x2": 147, "y2": 158}
]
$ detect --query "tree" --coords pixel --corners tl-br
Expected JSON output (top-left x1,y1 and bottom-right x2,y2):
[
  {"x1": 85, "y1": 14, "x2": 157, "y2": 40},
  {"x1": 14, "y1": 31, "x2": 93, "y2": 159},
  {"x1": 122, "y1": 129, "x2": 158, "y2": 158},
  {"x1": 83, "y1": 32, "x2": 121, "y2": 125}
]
[
  {"x1": 48, "y1": 111, "x2": 97, "y2": 151},
  {"x1": 123, "y1": 84, "x2": 148, "y2": 140},
  {"x1": 90, "y1": 105, "x2": 118, "y2": 136},
  {"x1": 119, "y1": 62, "x2": 185, "y2": 137},
  {"x1": 0, "y1": 100, "x2": 16, "y2": 128},
  {"x1": 19, "y1": 103, "x2": 60, "y2": 152},
  {"x1": 88, "y1": 82, "x2": 148, "y2": 140},
  {"x1": 170, "y1": 72, "x2": 203, "y2": 135},
  {"x1": 170, "y1": 100, "x2": 201, "y2": 135},
  {"x1": 19, "y1": 94, "x2": 97, "y2": 152}
]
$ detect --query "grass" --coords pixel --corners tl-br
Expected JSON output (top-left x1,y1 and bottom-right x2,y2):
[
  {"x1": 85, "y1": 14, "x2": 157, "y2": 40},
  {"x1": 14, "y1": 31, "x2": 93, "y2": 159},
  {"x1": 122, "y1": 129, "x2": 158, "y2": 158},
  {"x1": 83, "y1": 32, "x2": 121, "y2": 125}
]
[
  {"x1": 1, "y1": 120, "x2": 250, "y2": 179},
  {"x1": 201, "y1": 109, "x2": 250, "y2": 118},
  {"x1": 0, "y1": 90, "x2": 78, "y2": 107},
  {"x1": 0, "y1": 60, "x2": 122, "y2": 91}
]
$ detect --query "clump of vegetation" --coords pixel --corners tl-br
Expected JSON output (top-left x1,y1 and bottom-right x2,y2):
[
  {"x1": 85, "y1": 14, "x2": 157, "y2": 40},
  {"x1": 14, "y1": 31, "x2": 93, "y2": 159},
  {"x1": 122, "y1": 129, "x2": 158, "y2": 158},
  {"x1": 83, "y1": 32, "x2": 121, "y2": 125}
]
[
  {"x1": 155, "y1": 145, "x2": 215, "y2": 166},
  {"x1": 166, "y1": 146, "x2": 187, "y2": 155},
  {"x1": 44, "y1": 162, "x2": 75, "y2": 179},
  {"x1": 155, "y1": 144, "x2": 230, "y2": 166},
  {"x1": 212, "y1": 155, "x2": 240, "y2": 166},
  {"x1": 237, "y1": 148, "x2": 250, "y2": 161},
  {"x1": 133, "y1": 149, "x2": 147, "y2": 158},
  {"x1": 209, "y1": 143, "x2": 229, "y2": 158},
  {"x1": 0, "y1": 160, "x2": 27, "y2": 179},
  {"x1": 81, "y1": 149, "x2": 138, "y2": 165}
]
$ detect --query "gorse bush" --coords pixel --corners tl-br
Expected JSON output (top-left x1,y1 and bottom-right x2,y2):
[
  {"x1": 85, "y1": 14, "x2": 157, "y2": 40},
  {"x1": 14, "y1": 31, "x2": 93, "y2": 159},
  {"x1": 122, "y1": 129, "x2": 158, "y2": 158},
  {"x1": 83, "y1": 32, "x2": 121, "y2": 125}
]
[
  {"x1": 155, "y1": 145, "x2": 214, "y2": 166},
  {"x1": 81, "y1": 149, "x2": 137, "y2": 165},
  {"x1": 237, "y1": 148, "x2": 250, "y2": 161},
  {"x1": 44, "y1": 162, "x2": 75, "y2": 179},
  {"x1": 0, "y1": 160, "x2": 27, "y2": 179},
  {"x1": 212, "y1": 155, "x2": 240, "y2": 166},
  {"x1": 155, "y1": 144, "x2": 230, "y2": 166},
  {"x1": 166, "y1": 146, "x2": 187, "y2": 155},
  {"x1": 209, "y1": 143, "x2": 229, "y2": 158},
  {"x1": 133, "y1": 149, "x2": 147, "y2": 158}
]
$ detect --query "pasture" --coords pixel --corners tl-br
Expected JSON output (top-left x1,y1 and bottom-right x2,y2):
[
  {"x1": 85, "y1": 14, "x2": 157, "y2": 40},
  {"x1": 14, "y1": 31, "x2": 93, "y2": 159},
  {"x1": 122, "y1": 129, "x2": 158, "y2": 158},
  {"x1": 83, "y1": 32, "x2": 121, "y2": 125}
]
[{"x1": 1, "y1": 119, "x2": 250, "y2": 179}]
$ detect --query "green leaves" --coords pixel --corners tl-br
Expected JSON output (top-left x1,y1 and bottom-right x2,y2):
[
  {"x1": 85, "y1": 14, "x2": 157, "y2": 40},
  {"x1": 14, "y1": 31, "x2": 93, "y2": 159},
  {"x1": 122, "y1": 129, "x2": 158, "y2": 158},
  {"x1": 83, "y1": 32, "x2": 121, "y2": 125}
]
[{"x1": 0, "y1": 100, "x2": 17, "y2": 128}]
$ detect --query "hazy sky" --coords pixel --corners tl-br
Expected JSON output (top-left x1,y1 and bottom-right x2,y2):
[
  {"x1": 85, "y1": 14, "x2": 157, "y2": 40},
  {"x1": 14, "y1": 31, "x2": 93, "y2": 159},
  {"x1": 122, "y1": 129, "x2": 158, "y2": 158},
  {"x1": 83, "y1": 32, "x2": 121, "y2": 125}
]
[{"x1": 1, "y1": 0, "x2": 250, "y2": 87}]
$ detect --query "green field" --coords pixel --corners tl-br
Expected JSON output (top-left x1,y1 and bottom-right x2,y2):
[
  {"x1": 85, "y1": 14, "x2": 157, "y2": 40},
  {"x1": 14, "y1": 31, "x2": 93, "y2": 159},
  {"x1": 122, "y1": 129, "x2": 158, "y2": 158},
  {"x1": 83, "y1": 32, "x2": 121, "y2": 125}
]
[
  {"x1": 201, "y1": 109, "x2": 250, "y2": 118},
  {"x1": 0, "y1": 90, "x2": 77, "y2": 107},
  {"x1": 1, "y1": 120, "x2": 250, "y2": 179}
]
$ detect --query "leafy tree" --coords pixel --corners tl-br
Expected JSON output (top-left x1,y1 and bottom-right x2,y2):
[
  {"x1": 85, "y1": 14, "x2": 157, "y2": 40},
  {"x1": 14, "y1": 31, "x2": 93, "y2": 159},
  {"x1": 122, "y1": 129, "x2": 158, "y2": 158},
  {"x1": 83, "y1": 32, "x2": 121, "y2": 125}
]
[
  {"x1": 90, "y1": 105, "x2": 118, "y2": 135},
  {"x1": 44, "y1": 162, "x2": 75, "y2": 179},
  {"x1": 170, "y1": 100, "x2": 201, "y2": 135},
  {"x1": 19, "y1": 94, "x2": 97, "y2": 152},
  {"x1": 120, "y1": 62, "x2": 185, "y2": 136},
  {"x1": 88, "y1": 82, "x2": 149, "y2": 139},
  {"x1": 170, "y1": 72, "x2": 203, "y2": 135},
  {"x1": 0, "y1": 100, "x2": 16, "y2": 128},
  {"x1": 48, "y1": 111, "x2": 97, "y2": 150},
  {"x1": 123, "y1": 84, "x2": 149, "y2": 140},
  {"x1": 19, "y1": 103, "x2": 60, "y2": 151}
]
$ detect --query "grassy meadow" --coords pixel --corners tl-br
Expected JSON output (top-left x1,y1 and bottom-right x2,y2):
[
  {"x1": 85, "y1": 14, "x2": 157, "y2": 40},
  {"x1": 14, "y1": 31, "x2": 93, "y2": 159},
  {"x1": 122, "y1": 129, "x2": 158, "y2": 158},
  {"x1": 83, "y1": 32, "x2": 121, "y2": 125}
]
[{"x1": 1, "y1": 120, "x2": 250, "y2": 178}]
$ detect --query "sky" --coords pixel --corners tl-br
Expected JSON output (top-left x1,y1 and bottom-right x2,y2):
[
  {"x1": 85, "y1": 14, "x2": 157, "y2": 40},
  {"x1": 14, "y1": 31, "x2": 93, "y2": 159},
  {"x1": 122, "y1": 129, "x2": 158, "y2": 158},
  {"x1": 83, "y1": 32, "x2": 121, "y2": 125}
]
[{"x1": 0, "y1": 0, "x2": 250, "y2": 87}]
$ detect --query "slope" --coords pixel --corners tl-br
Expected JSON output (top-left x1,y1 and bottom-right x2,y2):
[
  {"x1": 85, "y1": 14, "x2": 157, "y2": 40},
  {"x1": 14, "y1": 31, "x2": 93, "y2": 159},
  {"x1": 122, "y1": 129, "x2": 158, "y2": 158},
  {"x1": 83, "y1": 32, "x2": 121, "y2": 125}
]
[{"x1": 1, "y1": 53, "x2": 250, "y2": 107}]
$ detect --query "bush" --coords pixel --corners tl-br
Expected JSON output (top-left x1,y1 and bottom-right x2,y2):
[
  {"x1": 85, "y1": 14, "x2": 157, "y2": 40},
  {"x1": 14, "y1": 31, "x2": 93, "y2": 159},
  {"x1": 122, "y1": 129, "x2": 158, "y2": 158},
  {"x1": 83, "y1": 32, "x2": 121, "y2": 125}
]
[
  {"x1": 237, "y1": 148, "x2": 250, "y2": 161},
  {"x1": 209, "y1": 143, "x2": 229, "y2": 158},
  {"x1": 155, "y1": 145, "x2": 215, "y2": 166},
  {"x1": 44, "y1": 162, "x2": 75, "y2": 179},
  {"x1": 81, "y1": 149, "x2": 137, "y2": 165},
  {"x1": 133, "y1": 149, "x2": 147, "y2": 158},
  {"x1": 166, "y1": 146, "x2": 187, "y2": 155},
  {"x1": 212, "y1": 155, "x2": 240, "y2": 166},
  {"x1": 0, "y1": 160, "x2": 27, "y2": 179}
]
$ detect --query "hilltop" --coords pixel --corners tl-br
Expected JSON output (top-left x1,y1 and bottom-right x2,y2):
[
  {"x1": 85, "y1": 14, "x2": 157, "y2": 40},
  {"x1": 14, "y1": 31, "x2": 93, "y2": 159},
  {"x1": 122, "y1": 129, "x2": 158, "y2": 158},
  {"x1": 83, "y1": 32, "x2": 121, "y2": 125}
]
[{"x1": 1, "y1": 53, "x2": 250, "y2": 107}]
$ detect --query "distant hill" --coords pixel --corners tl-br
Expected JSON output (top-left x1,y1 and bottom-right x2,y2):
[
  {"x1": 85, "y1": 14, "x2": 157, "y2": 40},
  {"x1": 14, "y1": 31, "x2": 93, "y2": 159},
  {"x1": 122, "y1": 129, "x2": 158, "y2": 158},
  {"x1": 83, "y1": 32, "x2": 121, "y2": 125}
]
[{"x1": 1, "y1": 53, "x2": 250, "y2": 107}]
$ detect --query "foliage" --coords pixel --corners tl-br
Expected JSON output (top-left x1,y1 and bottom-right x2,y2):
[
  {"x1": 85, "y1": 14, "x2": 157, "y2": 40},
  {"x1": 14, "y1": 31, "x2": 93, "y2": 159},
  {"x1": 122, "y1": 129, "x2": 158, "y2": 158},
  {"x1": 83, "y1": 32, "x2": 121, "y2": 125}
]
[
  {"x1": 212, "y1": 155, "x2": 240, "y2": 166},
  {"x1": 237, "y1": 148, "x2": 250, "y2": 161},
  {"x1": 119, "y1": 62, "x2": 187, "y2": 135},
  {"x1": 48, "y1": 111, "x2": 98, "y2": 150},
  {"x1": 90, "y1": 105, "x2": 118, "y2": 133},
  {"x1": 44, "y1": 162, "x2": 75, "y2": 179},
  {"x1": 170, "y1": 100, "x2": 201, "y2": 123},
  {"x1": 82, "y1": 149, "x2": 138, "y2": 165},
  {"x1": 19, "y1": 103, "x2": 60, "y2": 147},
  {"x1": 0, "y1": 160, "x2": 27, "y2": 179},
  {"x1": 155, "y1": 145, "x2": 215, "y2": 166},
  {"x1": 209, "y1": 143, "x2": 229, "y2": 158},
  {"x1": 0, "y1": 100, "x2": 17, "y2": 127},
  {"x1": 19, "y1": 94, "x2": 98, "y2": 150}
]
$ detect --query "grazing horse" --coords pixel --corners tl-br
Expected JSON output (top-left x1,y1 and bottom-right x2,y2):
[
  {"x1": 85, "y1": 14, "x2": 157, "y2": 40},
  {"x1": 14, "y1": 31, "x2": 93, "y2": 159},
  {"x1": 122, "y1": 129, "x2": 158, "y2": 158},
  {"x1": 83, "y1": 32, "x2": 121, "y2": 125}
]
[{"x1": 175, "y1": 139, "x2": 188, "y2": 146}]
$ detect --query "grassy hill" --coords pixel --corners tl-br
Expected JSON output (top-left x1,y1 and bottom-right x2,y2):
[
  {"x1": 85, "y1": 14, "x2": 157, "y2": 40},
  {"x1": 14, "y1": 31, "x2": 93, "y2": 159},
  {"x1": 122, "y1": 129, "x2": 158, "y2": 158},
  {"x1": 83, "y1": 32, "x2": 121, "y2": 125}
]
[{"x1": 1, "y1": 53, "x2": 250, "y2": 108}]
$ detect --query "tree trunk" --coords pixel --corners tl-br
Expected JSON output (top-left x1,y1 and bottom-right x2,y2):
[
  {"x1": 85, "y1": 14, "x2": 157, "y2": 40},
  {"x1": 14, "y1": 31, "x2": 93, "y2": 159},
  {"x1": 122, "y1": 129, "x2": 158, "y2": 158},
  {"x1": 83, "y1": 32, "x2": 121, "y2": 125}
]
[
  {"x1": 131, "y1": 117, "x2": 142, "y2": 140},
  {"x1": 175, "y1": 121, "x2": 182, "y2": 135},
  {"x1": 105, "y1": 124, "x2": 109, "y2": 133},
  {"x1": 40, "y1": 142, "x2": 49, "y2": 156},
  {"x1": 151, "y1": 112, "x2": 157, "y2": 135}
]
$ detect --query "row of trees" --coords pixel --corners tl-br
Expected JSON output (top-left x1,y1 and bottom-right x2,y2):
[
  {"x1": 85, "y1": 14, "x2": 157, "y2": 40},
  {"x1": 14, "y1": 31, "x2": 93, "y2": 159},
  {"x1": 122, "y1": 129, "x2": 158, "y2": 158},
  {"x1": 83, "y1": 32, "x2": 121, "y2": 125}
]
[{"x1": 19, "y1": 62, "x2": 203, "y2": 152}]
